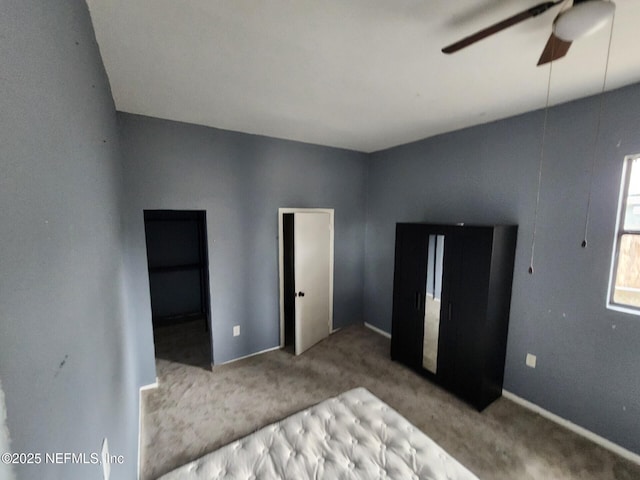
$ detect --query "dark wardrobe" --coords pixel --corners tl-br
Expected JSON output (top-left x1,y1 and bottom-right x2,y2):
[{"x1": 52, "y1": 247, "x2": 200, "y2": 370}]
[{"x1": 390, "y1": 223, "x2": 518, "y2": 411}]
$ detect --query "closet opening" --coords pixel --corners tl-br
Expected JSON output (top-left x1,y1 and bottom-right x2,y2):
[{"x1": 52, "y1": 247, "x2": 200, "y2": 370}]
[{"x1": 143, "y1": 210, "x2": 212, "y2": 369}]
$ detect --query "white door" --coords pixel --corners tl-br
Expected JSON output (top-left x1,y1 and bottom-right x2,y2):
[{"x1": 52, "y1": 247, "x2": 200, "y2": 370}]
[{"x1": 294, "y1": 212, "x2": 331, "y2": 355}]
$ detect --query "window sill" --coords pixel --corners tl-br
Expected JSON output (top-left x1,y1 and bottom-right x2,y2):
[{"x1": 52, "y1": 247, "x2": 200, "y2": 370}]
[{"x1": 606, "y1": 303, "x2": 640, "y2": 316}]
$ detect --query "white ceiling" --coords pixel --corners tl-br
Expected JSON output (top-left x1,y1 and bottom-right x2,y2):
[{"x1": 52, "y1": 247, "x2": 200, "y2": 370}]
[{"x1": 86, "y1": 0, "x2": 640, "y2": 153}]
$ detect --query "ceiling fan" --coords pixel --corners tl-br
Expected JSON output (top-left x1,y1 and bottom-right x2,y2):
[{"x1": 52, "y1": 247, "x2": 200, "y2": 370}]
[{"x1": 442, "y1": 0, "x2": 616, "y2": 65}]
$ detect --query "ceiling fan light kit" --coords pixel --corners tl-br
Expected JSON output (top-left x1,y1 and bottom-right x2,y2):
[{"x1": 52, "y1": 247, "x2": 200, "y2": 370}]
[
  {"x1": 442, "y1": 0, "x2": 616, "y2": 65},
  {"x1": 553, "y1": 0, "x2": 616, "y2": 41}
]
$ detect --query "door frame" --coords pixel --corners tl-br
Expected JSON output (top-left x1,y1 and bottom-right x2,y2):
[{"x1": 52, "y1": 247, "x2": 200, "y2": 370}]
[{"x1": 278, "y1": 208, "x2": 334, "y2": 348}]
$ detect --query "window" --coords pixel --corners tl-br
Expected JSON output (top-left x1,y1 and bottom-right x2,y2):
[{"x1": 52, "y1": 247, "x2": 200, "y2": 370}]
[{"x1": 609, "y1": 155, "x2": 640, "y2": 312}]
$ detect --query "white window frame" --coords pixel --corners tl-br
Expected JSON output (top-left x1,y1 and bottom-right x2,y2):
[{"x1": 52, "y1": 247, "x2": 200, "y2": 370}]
[{"x1": 607, "y1": 153, "x2": 640, "y2": 315}]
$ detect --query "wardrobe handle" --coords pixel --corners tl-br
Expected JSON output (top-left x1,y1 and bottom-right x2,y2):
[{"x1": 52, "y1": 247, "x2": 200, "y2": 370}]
[
  {"x1": 448, "y1": 303, "x2": 452, "y2": 322},
  {"x1": 415, "y1": 292, "x2": 421, "y2": 310}
]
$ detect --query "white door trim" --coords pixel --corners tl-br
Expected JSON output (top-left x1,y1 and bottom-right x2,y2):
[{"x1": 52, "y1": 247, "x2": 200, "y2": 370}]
[{"x1": 278, "y1": 208, "x2": 334, "y2": 348}]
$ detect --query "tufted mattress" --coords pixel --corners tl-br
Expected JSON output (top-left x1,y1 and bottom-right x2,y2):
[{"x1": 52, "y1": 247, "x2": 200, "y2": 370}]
[{"x1": 158, "y1": 387, "x2": 479, "y2": 479}]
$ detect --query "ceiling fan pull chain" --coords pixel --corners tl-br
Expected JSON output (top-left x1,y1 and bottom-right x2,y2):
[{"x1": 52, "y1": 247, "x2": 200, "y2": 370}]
[
  {"x1": 530, "y1": 50, "x2": 555, "y2": 275},
  {"x1": 582, "y1": 11, "x2": 615, "y2": 248}
]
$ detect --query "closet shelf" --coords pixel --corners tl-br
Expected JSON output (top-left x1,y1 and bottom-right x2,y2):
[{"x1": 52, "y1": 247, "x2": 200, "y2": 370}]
[{"x1": 148, "y1": 263, "x2": 203, "y2": 274}]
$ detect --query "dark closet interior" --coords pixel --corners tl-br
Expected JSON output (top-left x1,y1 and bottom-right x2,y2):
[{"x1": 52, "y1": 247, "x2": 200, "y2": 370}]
[{"x1": 144, "y1": 210, "x2": 212, "y2": 367}]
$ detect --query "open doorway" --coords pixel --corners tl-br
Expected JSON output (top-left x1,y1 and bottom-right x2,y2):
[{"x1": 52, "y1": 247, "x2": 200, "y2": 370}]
[
  {"x1": 143, "y1": 210, "x2": 212, "y2": 369},
  {"x1": 278, "y1": 208, "x2": 334, "y2": 355}
]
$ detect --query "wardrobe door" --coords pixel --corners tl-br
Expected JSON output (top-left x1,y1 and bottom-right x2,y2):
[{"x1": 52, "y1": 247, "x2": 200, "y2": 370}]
[
  {"x1": 391, "y1": 224, "x2": 428, "y2": 368},
  {"x1": 479, "y1": 225, "x2": 518, "y2": 407},
  {"x1": 435, "y1": 230, "x2": 462, "y2": 390},
  {"x1": 447, "y1": 227, "x2": 493, "y2": 407}
]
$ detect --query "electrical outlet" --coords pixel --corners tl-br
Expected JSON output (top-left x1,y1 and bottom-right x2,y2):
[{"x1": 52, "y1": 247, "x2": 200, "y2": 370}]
[
  {"x1": 101, "y1": 438, "x2": 110, "y2": 480},
  {"x1": 233, "y1": 325, "x2": 240, "y2": 337},
  {"x1": 526, "y1": 353, "x2": 537, "y2": 368}
]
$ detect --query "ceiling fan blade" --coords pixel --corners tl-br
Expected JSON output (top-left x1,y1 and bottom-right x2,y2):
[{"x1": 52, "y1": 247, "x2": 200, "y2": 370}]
[
  {"x1": 537, "y1": 33, "x2": 572, "y2": 65},
  {"x1": 442, "y1": 1, "x2": 564, "y2": 54}
]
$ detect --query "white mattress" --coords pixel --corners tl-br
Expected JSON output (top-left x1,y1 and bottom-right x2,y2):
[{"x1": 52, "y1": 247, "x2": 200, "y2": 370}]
[{"x1": 158, "y1": 387, "x2": 479, "y2": 480}]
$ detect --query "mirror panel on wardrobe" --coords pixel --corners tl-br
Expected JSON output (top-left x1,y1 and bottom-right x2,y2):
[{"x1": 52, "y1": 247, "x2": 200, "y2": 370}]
[{"x1": 423, "y1": 234, "x2": 445, "y2": 374}]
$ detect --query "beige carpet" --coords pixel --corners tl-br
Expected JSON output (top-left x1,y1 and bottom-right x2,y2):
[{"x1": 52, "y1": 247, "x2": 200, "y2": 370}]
[{"x1": 141, "y1": 322, "x2": 640, "y2": 480}]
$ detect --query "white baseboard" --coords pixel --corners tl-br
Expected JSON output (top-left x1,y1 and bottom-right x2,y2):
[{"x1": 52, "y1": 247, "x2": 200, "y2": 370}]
[
  {"x1": 218, "y1": 345, "x2": 281, "y2": 366},
  {"x1": 140, "y1": 378, "x2": 159, "y2": 391},
  {"x1": 364, "y1": 322, "x2": 391, "y2": 339},
  {"x1": 138, "y1": 378, "x2": 159, "y2": 479},
  {"x1": 502, "y1": 390, "x2": 640, "y2": 465}
]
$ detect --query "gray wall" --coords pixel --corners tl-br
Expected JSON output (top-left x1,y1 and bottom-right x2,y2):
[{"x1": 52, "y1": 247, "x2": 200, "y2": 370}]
[
  {"x1": 118, "y1": 113, "x2": 368, "y2": 374},
  {"x1": 0, "y1": 1, "x2": 139, "y2": 478},
  {"x1": 364, "y1": 82, "x2": 640, "y2": 455}
]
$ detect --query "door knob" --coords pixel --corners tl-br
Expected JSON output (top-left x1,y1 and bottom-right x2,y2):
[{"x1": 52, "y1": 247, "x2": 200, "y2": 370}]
[{"x1": 297, "y1": 291, "x2": 305, "y2": 297}]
